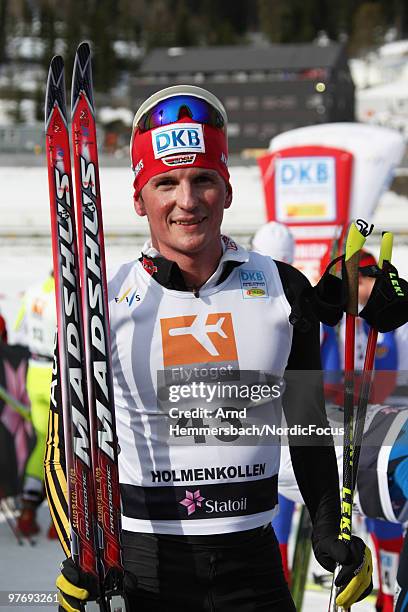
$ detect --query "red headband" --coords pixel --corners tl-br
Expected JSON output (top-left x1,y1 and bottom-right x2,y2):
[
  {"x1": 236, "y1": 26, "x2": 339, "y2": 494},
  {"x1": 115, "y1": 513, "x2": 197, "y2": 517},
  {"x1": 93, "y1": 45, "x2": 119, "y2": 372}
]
[
  {"x1": 131, "y1": 117, "x2": 230, "y2": 196},
  {"x1": 359, "y1": 250, "x2": 377, "y2": 268}
]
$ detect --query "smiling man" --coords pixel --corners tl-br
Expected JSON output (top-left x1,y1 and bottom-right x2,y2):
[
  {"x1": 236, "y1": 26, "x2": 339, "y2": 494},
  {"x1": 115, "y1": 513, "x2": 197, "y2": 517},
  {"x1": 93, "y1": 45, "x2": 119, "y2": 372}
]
[
  {"x1": 131, "y1": 86, "x2": 233, "y2": 293},
  {"x1": 47, "y1": 85, "x2": 373, "y2": 611},
  {"x1": 134, "y1": 166, "x2": 232, "y2": 289}
]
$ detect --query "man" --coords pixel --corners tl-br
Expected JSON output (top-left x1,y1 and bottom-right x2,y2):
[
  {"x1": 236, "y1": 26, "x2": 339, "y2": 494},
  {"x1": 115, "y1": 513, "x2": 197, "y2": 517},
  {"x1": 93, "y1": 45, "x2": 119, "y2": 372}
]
[
  {"x1": 46, "y1": 85, "x2": 372, "y2": 611},
  {"x1": 14, "y1": 271, "x2": 56, "y2": 537}
]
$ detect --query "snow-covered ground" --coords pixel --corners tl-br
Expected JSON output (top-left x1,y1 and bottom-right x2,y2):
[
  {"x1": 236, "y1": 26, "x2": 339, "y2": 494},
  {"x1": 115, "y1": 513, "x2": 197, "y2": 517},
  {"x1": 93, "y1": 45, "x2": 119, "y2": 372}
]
[
  {"x1": 0, "y1": 502, "x2": 376, "y2": 611},
  {"x1": 0, "y1": 165, "x2": 265, "y2": 236},
  {"x1": 349, "y1": 39, "x2": 408, "y2": 134},
  {"x1": 3, "y1": 164, "x2": 408, "y2": 238},
  {"x1": 0, "y1": 503, "x2": 61, "y2": 611}
]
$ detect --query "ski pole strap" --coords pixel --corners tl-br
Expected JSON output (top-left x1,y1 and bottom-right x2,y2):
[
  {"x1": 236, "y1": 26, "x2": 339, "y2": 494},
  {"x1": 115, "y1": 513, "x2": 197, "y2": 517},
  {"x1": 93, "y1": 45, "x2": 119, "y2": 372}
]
[
  {"x1": 306, "y1": 254, "x2": 347, "y2": 327},
  {"x1": 344, "y1": 220, "x2": 372, "y2": 316},
  {"x1": 0, "y1": 384, "x2": 31, "y2": 421}
]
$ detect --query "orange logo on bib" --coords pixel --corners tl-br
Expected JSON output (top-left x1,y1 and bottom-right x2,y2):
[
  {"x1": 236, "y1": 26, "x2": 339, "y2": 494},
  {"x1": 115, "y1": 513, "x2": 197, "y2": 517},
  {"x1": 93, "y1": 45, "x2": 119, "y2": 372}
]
[
  {"x1": 160, "y1": 313, "x2": 238, "y2": 366},
  {"x1": 32, "y1": 298, "x2": 46, "y2": 316}
]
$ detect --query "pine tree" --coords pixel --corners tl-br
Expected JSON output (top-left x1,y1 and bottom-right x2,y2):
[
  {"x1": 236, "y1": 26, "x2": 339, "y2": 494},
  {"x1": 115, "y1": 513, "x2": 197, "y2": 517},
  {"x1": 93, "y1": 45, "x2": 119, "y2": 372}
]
[
  {"x1": 88, "y1": 0, "x2": 118, "y2": 91},
  {"x1": 144, "y1": 0, "x2": 174, "y2": 49},
  {"x1": 39, "y1": 1, "x2": 56, "y2": 70},
  {"x1": 349, "y1": 2, "x2": 386, "y2": 55},
  {"x1": 0, "y1": 0, "x2": 7, "y2": 63}
]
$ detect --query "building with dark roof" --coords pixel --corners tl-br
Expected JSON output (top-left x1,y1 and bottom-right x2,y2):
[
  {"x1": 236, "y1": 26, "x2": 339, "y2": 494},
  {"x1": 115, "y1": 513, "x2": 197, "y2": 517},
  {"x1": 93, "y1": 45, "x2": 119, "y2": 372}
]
[{"x1": 131, "y1": 43, "x2": 355, "y2": 153}]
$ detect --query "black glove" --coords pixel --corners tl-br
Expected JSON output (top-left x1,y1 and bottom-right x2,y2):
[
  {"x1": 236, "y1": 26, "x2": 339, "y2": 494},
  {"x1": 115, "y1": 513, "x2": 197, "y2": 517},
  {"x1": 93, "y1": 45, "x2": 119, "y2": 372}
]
[
  {"x1": 56, "y1": 557, "x2": 99, "y2": 612},
  {"x1": 288, "y1": 255, "x2": 347, "y2": 330},
  {"x1": 313, "y1": 534, "x2": 373, "y2": 608},
  {"x1": 359, "y1": 260, "x2": 408, "y2": 332},
  {"x1": 56, "y1": 558, "x2": 137, "y2": 612}
]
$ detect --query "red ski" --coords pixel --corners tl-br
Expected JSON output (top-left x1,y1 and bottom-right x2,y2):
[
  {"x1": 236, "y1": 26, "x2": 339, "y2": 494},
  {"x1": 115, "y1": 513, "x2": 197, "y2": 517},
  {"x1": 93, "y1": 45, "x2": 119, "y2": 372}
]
[
  {"x1": 45, "y1": 43, "x2": 126, "y2": 611},
  {"x1": 71, "y1": 42, "x2": 124, "y2": 595}
]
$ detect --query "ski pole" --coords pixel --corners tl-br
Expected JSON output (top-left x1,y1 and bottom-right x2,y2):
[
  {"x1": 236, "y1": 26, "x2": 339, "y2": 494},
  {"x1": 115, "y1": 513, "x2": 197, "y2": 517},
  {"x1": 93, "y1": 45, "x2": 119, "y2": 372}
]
[
  {"x1": 328, "y1": 218, "x2": 373, "y2": 612},
  {"x1": 352, "y1": 231, "x2": 393, "y2": 489},
  {"x1": 0, "y1": 384, "x2": 31, "y2": 420},
  {"x1": 291, "y1": 506, "x2": 313, "y2": 610},
  {"x1": 0, "y1": 498, "x2": 36, "y2": 546},
  {"x1": 0, "y1": 498, "x2": 24, "y2": 545}
]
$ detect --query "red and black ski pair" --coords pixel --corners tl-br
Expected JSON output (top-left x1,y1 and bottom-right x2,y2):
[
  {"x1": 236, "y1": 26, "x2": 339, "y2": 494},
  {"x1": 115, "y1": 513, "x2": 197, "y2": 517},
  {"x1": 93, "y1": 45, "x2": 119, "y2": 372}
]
[{"x1": 45, "y1": 43, "x2": 126, "y2": 611}]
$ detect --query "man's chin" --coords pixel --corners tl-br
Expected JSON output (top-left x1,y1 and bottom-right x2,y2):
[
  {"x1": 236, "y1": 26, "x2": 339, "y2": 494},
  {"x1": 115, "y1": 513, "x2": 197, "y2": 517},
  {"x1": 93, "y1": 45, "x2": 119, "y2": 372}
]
[
  {"x1": 170, "y1": 232, "x2": 215, "y2": 256},
  {"x1": 176, "y1": 237, "x2": 207, "y2": 254}
]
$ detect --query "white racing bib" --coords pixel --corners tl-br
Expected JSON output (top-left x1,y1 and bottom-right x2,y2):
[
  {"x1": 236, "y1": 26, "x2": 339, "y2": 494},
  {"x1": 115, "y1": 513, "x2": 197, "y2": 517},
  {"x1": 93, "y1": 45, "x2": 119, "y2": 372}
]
[{"x1": 108, "y1": 247, "x2": 293, "y2": 534}]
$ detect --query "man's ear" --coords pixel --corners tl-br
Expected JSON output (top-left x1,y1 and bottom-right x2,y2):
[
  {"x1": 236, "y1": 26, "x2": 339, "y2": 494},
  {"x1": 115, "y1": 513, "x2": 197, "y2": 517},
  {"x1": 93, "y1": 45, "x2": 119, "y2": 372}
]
[
  {"x1": 224, "y1": 183, "x2": 233, "y2": 210},
  {"x1": 134, "y1": 192, "x2": 146, "y2": 217}
]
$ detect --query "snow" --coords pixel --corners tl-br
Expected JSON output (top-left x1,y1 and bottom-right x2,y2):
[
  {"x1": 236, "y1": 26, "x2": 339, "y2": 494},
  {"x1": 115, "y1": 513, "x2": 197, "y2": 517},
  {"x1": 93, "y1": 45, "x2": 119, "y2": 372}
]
[
  {"x1": 0, "y1": 165, "x2": 266, "y2": 237},
  {"x1": 0, "y1": 502, "x2": 376, "y2": 611},
  {"x1": 2, "y1": 36, "x2": 408, "y2": 605},
  {"x1": 0, "y1": 503, "x2": 61, "y2": 611},
  {"x1": 350, "y1": 58, "x2": 384, "y2": 89},
  {"x1": 378, "y1": 39, "x2": 408, "y2": 58},
  {"x1": 348, "y1": 39, "x2": 408, "y2": 133},
  {"x1": 0, "y1": 100, "x2": 15, "y2": 124},
  {"x1": 113, "y1": 41, "x2": 143, "y2": 61},
  {"x1": 357, "y1": 79, "x2": 408, "y2": 125},
  {"x1": 6, "y1": 37, "x2": 45, "y2": 61},
  {"x1": 98, "y1": 107, "x2": 134, "y2": 126},
  {"x1": 3, "y1": 164, "x2": 408, "y2": 237}
]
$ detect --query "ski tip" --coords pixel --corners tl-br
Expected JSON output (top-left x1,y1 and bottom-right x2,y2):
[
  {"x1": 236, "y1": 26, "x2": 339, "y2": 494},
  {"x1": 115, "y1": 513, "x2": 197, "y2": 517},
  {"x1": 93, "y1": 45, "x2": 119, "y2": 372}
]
[
  {"x1": 50, "y1": 54, "x2": 64, "y2": 75},
  {"x1": 45, "y1": 55, "x2": 67, "y2": 129},
  {"x1": 72, "y1": 40, "x2": 94, "y2": 113},
  {"x1": 76, "y1": 41, "x2": 91, "y2": 60}
]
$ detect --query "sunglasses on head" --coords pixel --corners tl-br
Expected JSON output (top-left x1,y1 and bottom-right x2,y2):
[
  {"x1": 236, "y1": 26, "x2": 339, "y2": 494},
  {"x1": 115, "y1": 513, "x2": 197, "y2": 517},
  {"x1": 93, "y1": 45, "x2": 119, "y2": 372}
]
[{"x1": 136, "y1": 95, "x2": 225, "y2": 133}]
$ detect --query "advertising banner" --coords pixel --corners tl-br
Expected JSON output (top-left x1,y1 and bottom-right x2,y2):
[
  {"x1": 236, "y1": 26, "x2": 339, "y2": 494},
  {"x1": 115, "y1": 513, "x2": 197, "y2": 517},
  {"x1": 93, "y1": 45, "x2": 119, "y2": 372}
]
[
  {"x1": 258, "y1": 144, "x2": 353, "y2": 281},
  {"x1": 258, "y1": 123, "x2": 405, "y2": 282}
]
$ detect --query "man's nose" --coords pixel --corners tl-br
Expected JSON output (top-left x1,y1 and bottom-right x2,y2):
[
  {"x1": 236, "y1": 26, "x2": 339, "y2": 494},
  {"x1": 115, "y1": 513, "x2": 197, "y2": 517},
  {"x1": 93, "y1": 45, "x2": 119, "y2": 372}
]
[{"x1": 177, "y1": 182, "x2": 198, "y2": 210}]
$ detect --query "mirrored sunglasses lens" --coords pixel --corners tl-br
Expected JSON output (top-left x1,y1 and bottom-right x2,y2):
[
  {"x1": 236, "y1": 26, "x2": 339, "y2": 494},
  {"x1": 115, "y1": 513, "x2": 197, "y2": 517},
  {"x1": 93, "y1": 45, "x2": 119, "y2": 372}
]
[{"x1": 138, "y1": 96, "x2": 224, "y2": 132}]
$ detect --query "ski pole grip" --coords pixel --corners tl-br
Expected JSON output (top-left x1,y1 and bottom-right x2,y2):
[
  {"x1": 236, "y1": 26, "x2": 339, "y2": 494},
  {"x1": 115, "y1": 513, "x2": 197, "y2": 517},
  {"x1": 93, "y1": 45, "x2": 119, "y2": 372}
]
[
  {"x1": 344, "y1": 252, "x2": 360, "y2": 316},
  {"x1": 344, "y1": 221, "x2": 368, "y2": 316},
  {"x1": 378, "y1": 231, "x2": 393, "y2": 269}
]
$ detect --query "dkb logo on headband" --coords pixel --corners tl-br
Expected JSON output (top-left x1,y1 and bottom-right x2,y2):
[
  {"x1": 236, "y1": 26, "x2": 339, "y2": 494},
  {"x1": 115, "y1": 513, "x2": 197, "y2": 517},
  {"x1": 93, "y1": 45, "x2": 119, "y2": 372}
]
[{"x1": 152, "y1": 123, "x2": 205, "y2": 159}]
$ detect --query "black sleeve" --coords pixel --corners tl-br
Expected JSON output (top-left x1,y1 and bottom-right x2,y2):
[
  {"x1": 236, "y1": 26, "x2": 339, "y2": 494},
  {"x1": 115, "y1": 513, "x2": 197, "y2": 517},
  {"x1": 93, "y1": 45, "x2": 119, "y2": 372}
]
[{"x1": 275, "y1": 261, "x2": 341, "y2": 535}]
